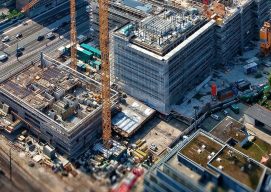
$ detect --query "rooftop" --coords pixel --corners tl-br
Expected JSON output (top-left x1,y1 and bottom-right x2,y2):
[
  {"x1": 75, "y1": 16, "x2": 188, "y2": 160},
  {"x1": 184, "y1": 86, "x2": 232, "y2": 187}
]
[
  {"x1": 112, "y1": 95, "x2": 155, "y2": 137},
  {"x1": 211, "y1": 116, "x2": 271, "y2": 169},
  {"x1": 115, "y1": 0, "x2": 254, "y2": 56},
  {"x1": 245, "y1": 104, "x2": 271, "y2": 128},
  {"x1": 210, "y1": 146, "x2": 265, "y2": 191},
  {"x1": 0, "y1": 59, "x2": 118, "y2": 131},
  {"x1": 179, "y1": 132, "x2": 223, "y2": 175},
  {"x1": 210, "y1": 116, "x2": 246, "y2": 142}
]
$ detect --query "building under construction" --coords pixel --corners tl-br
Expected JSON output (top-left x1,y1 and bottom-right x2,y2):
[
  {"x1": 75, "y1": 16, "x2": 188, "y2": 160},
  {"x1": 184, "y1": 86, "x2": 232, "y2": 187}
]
[
  {"x1": 0, "y1": 55, "x2": 118, "y2": 157},
  {"x1": 112, "y1": 0, "x2": 270, "y2": 113}
]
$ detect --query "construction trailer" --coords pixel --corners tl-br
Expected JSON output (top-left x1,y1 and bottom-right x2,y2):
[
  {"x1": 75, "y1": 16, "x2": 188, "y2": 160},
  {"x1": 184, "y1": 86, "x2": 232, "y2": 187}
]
[
  {"x1": 112, "y1": 0, "x2": 270, "y2": 114},
  {"x1": 0, "y1": 55, "x2": 118, "y2": 158}
]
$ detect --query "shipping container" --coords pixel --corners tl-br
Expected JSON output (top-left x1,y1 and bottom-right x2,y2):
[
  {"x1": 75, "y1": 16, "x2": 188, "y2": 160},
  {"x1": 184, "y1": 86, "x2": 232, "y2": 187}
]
[{"x1": 80, "y1": 43, "x2": 101, "y2": 58}]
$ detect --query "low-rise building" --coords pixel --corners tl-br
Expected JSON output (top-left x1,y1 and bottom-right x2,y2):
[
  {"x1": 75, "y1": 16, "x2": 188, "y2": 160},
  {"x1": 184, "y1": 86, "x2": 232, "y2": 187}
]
[{"x1": 145, "y1": 117, "x2": 271, "y2": 192}]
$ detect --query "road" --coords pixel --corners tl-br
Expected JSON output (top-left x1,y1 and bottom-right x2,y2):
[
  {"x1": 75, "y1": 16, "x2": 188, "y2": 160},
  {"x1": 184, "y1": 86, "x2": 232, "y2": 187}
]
[
  {"x1": 0, "y1": 2, "x2": 90, "y2": 81},
  {"x1": 0, "y1": 1, "x2": 88, "y2": 56},
  {"x1": 0, "y1": 146, "x2": 48, "y2": 192}
]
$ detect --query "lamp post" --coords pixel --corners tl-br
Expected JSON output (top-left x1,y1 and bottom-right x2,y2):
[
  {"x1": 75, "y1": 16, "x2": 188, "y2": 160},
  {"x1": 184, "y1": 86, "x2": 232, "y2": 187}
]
[{"x1": 193, "y1": 105, "x2": 199, "y2": 131}]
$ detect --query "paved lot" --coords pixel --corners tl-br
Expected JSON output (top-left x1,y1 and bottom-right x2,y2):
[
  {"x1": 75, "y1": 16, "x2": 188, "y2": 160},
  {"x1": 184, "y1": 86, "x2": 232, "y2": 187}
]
[
  {"x1": 130, "y1": 116, "x2": 188, "y2": 156},
  {"x1": 201, "y1": 102, "x2": 249, "y2": 132}
]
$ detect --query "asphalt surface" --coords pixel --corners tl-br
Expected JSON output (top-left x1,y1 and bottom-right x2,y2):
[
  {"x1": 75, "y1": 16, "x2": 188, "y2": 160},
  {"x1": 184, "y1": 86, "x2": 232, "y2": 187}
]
[
  {"x1": 0, "y1": 146, "x2": 46, "y2": 192},
  {"x1": 1, "y1": 2, "x2": 87, "y2": 57},
  {"x1": 0, "y1": 2, "x2": 90, "y2": 81},
  {"x1": 0, "y1": 173, "x2": 20, "y2": 192}
]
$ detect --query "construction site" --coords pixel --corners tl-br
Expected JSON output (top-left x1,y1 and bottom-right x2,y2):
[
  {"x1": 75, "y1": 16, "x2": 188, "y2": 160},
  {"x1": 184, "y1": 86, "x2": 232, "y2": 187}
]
[
  {"x1": 113, "y1": 0, "x2": 270, "y2": 113},
  {"x1": 0, "y1": 0, "x2": 271, "y2": 191},
  {"x1": 0, "y1": 54, "x2": 118, "y2": 157}
]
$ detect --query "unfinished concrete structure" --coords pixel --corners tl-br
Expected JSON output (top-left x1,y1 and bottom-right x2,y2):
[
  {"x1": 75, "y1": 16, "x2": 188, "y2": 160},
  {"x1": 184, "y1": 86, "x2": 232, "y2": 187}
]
[
  {"x1": 0, "y1": 55, "x2": 118, "y2": 157},
  {"x1": 91, "y1": 0, "x2": 155, "y2": 34},
  {"x1": 113, "y1": 0, "x2": 270, "y2": 114}
]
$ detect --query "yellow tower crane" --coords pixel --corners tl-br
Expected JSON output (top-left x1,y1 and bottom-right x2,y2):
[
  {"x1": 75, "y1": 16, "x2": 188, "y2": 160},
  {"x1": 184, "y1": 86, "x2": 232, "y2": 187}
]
[
  {"x1": 98, "y1": 0, "x2": 112, "y2": 147},
  {"x1": 21, "y1": 0, "x2": 77, "y2": 69},
  {"x1": 21, "y1": 0, "x2": 112, "y2": 147}
]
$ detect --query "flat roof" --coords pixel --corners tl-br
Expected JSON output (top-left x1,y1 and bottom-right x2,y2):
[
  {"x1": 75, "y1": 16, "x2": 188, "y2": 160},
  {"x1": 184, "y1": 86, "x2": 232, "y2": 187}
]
[
  {"x1": 210, "y1": 146, "x2": 265, "y2": 191},
  {"x1": 0, "y1": 56, "x2": 118, "y2": 132},
  {"x1": 211, "y1": 116, "x2": 271, "y2": 169},
  {"x1": 179, "y1": 132, "x2": 223, "y2": 175},
  {"x1": 166, "y1": 152, "x2": 217, "y2": 191},
  {"x1": 80, "y1": 44, "x2": 101, "y2": 55},
  {"x1": 210, "y1": 116, "x2": 246, "y2": 142},
  {"x1": 245, "y1": 104, "x2": 271, "y2": 127},
  {"x1": 112, "y1": 96, "x2": 155, "y2": 137}
]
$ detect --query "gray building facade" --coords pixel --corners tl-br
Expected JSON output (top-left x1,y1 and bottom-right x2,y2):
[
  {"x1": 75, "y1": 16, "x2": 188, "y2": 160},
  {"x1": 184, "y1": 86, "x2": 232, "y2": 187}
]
[{"x1": 113, "y1": 0, "x2": 270, "y2": 114}]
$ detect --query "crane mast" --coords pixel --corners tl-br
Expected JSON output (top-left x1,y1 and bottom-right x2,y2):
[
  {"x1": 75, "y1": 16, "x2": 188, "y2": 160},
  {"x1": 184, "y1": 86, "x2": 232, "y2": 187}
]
[
  {"x1": 22, "y1": 0, "x2": 77, "y2": 70},
  {"x1": 21, "y1": 0, "x2": 39, "y2": 13},
  {"x1": 70, "y1": 0, "x2": 77, "y2": 69},
  {"x1": 99, "y1": 0, "x2": 111, "y2": 147},
  {"x1": 21, "y1": 0, "x2": 112, "y2": 146}
]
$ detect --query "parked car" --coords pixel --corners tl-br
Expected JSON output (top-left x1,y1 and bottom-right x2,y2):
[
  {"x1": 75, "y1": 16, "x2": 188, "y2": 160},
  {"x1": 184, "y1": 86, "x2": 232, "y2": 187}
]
[
  {"x1": 37, "y1": 35, "x2": 44, "y2": 41},
  {"x1": 2, "y1": 36, "x2": 10, "y2": 42},
  {"x1": 211, "y1": 114, "x2": 220, "y2": 121},
  {"x1": 223, "y1": 110, "x2": 229, "y2": 116},
  {"x1": 230, "y1": 104, "x2": 240, "y2": 114},
  {"x1": 16, "y1": 33, "x2": 23, "y2": 38},
  {"x1": 46, "y1": 32, "x2": 55, "y2": 39},
  {"x1": 16, "y1": 51, "x2": 23, "y2": 57},
  {"x1": 51, "y1": 27, "x2": 59, "y2": 32},
  {"x1": 17, "y1": 46, "x2": 25, "y2": 52},
  {"x1": 0, "y1": 54, "x2": 8, "y2": 61}
]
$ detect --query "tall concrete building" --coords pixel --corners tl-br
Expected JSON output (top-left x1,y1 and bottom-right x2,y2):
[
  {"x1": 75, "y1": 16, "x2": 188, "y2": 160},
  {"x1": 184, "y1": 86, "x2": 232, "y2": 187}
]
[{"x1": 113, "y1": 0, "x2": 270, "y2": 114}]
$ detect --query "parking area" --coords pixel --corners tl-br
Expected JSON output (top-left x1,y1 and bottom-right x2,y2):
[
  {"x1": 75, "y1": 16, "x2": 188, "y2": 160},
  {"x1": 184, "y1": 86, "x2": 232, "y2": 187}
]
[{"x1": 201, "y1": 102, "x2": 249, "y2": 132}]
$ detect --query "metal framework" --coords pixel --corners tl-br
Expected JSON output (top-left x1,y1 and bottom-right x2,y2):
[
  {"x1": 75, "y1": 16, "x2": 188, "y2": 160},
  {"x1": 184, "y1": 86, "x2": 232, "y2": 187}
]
[
  {"x1": 20, "y1": 0, "x2": 112, "y2": 147},
  {"x1": 21, "y1": 0, "x2": 77, "y2": 70},
  {"x1": 21, "y1": 0, "x2": 39, "y2": 13},
  {"x1": 70, "y1": 0, "x2": 77, "y2": 69},
  {"x1": 99, "y1": 0, "x2": 111, "y2": 147}
]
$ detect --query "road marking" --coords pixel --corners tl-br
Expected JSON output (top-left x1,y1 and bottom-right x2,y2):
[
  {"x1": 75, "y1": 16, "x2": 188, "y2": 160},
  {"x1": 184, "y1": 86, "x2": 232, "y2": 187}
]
[
  {"x1": 2, "y1": 42, "x2": 10, "y2": 47},
  {"x1": 3, "y1": 19, "x2": 32, "y2": 35}
]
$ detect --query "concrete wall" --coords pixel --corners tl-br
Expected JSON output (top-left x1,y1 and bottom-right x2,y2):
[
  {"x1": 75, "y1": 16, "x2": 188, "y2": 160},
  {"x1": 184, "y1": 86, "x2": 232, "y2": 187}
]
[
  {"x1": 244, "y1": 114, "x2": 271, "y2": 132},
  {"x1": 244, "y1": 114, "x2": 255, "y2": 125},
  {"x1": 113, "y1": 0, "x2": 270, "y2": 114},
  {"x1": 114, "y1": 21, "x2": 215, "y2": 114}
]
